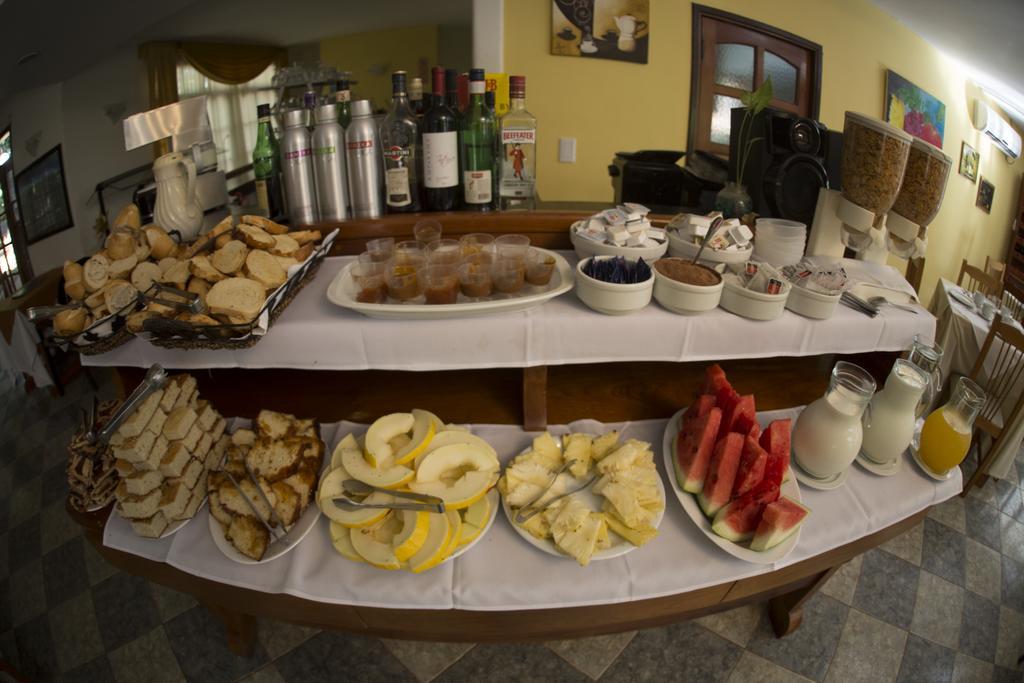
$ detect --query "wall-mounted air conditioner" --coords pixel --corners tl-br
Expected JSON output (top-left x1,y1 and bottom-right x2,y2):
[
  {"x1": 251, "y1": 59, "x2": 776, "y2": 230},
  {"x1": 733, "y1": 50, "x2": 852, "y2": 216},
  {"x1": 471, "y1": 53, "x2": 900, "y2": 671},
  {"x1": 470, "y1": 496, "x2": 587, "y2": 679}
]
[{"x1": 973, "y1": 100, "x2": 1022, "y2": 160}]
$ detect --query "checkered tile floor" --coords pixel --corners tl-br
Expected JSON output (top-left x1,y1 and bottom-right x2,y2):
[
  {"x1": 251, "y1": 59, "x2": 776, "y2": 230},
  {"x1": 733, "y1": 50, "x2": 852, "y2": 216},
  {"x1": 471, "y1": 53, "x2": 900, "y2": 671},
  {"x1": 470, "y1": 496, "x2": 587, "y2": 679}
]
[{"x1": 0, "y1": 369, "x2": 1023, "y2": 682}]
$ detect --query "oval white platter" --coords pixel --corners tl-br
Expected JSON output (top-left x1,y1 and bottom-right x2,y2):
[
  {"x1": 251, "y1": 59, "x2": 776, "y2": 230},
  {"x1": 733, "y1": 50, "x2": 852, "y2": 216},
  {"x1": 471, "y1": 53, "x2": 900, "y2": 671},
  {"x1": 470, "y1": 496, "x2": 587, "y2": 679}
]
[
  {"x1": 661, "y1": 408, "x2": 802, "y2": 565},
  {"x1": 160, "y1": 497, "x2": 207, "y2": 539},
  {"x1": 501, "y1": 440, "x2": 666, "y2": 562},
  {"x1": 325, "y1": 248, "x2": 574, "y2": 319},
  {"x1": 447, "y1": 488, "x2": 500, "y2": 563}
]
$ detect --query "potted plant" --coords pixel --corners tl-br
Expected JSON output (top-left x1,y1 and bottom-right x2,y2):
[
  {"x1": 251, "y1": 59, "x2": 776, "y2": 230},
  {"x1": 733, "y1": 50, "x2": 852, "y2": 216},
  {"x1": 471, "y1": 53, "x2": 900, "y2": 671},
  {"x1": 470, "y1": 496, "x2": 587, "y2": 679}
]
[{"x1": 715, "y1": 77, "x2": 774, "y2": 219}]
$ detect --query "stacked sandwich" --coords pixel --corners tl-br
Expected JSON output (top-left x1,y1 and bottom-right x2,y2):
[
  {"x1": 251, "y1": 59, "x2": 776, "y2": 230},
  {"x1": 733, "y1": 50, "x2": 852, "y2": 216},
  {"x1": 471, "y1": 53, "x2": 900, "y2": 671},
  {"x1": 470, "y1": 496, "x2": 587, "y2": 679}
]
[
  {"x1": 112, "y1": 375, "x2": 227, "y2": 537},
  {"x1": 207, "y1": 410, "x2": 324, "y2": 561}
]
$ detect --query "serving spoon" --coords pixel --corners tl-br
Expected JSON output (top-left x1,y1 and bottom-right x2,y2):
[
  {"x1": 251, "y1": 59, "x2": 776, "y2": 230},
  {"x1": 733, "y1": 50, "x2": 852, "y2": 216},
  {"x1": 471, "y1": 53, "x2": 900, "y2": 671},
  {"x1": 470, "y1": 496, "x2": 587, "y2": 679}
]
[
  {"x1": 692, "y1": 216, "x2": 725, "y2": 264},
  {"x1": 867, "y1": 296, "x2": 918, "y2": 314}
]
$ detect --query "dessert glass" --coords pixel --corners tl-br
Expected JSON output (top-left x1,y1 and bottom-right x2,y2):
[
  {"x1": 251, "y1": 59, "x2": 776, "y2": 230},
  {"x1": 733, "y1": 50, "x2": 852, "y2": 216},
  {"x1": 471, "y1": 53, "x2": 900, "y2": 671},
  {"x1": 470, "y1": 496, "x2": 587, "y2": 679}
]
[
  {"x1": 426, "y1": 239, "x2": 463, "y2": 266},
  {"x1": 365, "y1": 237, "x2": 395, "y2": 263},
  {"x1": 525, "y1": 248, "x2": 556, "y2": 286},
  {"x1": 413, "y1": 219, "x2": 443, "y2": 246},
  {"x1": 458, "y1": 261, "x2": 494, "y2": 300},
  {"x1": 460, "y1": 233, "x2": 495, "y2": 257},
  {"x1": 495, "y1": 234, "x2": 530, "y2": 262},
  {"x1": 351, "y1": 262, "x2": 388, "y2": 304},
  {"x1": 421, "y1": 265, "x2": 459, "y2": 305},
  {"x1": 492, "y1": 257, "x2": 526, "y2": 294}
]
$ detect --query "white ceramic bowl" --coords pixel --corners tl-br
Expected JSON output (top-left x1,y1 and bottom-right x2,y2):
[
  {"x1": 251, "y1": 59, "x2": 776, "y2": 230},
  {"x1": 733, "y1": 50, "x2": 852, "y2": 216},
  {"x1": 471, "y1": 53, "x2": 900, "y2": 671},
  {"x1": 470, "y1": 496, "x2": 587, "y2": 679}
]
[
  {"x1": 652, "y1": 259, "x2": 724, "y2": 315},
  {"x1": 719, "y1": 276, "x2": 790, "y2": 320},
  {"x1": 570, "y1": 221, "x2": 669, "y2": 261},
  {"x1": 667, "y1": 229, "x2": 753, "y2": 265},
  {"x1": 575, "y1": 257, "x2": 654, "y2": 315},
  {"x1": 785, "y1": 285, "x2": 841, "y2": 319}
]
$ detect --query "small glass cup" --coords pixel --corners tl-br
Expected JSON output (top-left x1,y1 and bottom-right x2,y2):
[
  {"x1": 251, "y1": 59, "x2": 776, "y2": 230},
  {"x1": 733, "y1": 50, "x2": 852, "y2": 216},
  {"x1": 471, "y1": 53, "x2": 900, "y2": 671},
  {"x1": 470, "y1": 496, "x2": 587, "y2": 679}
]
[
  {"x1": 394, "y1": 241, "x2": 425, "y2": 270},
  {"x1": 460, "y1": 233, "x2": 495, "y2": 257},
  {"x1": 426, "y1": 239, "x2": 463, "y2": 266},
  {"x1": 413, "y1": 219, "x2": 443, "y2": 246},
  {"x1": 495, "y1": 234, "x2": 530, "y2": 262},
  {"x1": 365, "y1": 237, "x2": 395, "y2": 263},
  {"x1": 351, "y1": 262, "x2": 388, "y2": 304},
  {"x1": 421, "y1": 265, "x2": 459, "y2": 305},
  {"x1": 492, "y1": 257, "x2": 526, "y2": 294},
  {"x1": 386, "y1": 263, "x2": 422, "y2": 302},
  {"x1": 525, "y1": 248, "x2": 556, "y2": 287},
  {"x1": 458, "y1": 261, "x2": 494, "y2": 300}
]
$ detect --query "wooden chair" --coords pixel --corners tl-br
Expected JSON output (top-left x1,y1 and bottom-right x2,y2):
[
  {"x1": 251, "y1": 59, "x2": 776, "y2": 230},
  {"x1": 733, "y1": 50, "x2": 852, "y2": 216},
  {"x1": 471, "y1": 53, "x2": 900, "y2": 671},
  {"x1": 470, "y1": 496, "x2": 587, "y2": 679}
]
[
  {"x1": 961, "y1": 315, "x2": 1024, "y2": 495},
  {"x1": 984, "y1": 255, "x2": 1006, "y2": 282},
  {"x1": 958, "y1": 259, "x2": 1002, "y2": 298},
  {"x1": 1002, "y1": 290, "x2": 1024, "y2": 323}
]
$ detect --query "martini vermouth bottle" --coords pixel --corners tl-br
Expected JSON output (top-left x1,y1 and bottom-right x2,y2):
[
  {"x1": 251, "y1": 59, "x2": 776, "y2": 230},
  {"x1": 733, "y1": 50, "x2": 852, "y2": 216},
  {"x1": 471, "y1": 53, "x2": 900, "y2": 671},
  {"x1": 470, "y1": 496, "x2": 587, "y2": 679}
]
[{"x1": 379, "y1": 70, "x2": 422, "y2": 213}]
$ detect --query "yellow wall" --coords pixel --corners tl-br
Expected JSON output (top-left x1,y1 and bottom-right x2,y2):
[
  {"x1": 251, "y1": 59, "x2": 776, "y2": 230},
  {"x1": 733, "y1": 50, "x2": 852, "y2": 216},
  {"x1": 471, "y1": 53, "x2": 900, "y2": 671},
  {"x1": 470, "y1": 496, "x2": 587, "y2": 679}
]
[
  {"x1": 504, "y1": 0, "x2": 1022, "y2": 303},
  {"x1": 320, "y1": 25, "x2": 439, "y2": 113}
]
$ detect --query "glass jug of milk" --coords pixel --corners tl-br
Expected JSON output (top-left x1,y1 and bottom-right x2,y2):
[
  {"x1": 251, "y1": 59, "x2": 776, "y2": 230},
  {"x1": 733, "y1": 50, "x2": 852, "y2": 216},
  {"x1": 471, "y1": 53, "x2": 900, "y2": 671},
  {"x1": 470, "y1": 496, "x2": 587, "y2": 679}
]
[
  {"x1": 792, "y1": 361, "x2": 876, "y2": 480},
  {"x1": 861, "y1": 359, "x2": 928, "y2": 465}
]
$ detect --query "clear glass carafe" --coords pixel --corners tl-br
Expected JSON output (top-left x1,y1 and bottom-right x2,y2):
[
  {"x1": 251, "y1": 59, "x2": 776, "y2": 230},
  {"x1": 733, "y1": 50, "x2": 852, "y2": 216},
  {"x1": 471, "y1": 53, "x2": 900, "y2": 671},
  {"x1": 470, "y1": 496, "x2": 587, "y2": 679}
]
[
  {"x1": 861, "y1": 359, "x2": 929, "y2": 465},
  {"x1": 918, "y1": 377, "x2": 985, "y2": 475},
  {"x1": 903, "y1": 334, "x2": 943, "y2": 418},
  {"x1": 792, "y1": 361, "x2": 877, "y2": 479}
]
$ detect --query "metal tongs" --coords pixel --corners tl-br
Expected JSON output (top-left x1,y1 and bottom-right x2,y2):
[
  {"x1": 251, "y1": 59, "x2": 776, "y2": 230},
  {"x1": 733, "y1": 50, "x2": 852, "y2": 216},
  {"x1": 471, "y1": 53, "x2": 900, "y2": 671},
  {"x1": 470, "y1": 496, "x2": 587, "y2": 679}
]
[
  {"x1": 513, "y1": 459, "x2": 597, "y2": 525},
  {"x1": 27, "y1": 304, "x2": 81, "y2": 322},
  {"x1": 141, "y1": 282, "x2": 205, "y2": 314},
  {"x1": 216, "y1": 443, "x2": 293, "y2": 545},
  {"x1": 325, "y1": 479, "x2": 446, "y2": 514},
  {"x1": 93, "y1": 363, "x2": 168, "y2": 444}
]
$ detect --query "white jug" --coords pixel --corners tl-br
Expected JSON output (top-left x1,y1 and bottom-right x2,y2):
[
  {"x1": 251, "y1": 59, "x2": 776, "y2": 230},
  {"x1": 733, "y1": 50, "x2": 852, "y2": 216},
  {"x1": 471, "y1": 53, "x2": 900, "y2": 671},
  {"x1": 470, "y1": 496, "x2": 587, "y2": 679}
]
[
  {"x1": 153, "y1": 151, "x2": 203, "y2": 241},
  {"x1": 861, "y1": 359, "x2": 928, "y2": 465},
  {"x1": 614, "y1": 14, "x2": 646, "y2": 53}
]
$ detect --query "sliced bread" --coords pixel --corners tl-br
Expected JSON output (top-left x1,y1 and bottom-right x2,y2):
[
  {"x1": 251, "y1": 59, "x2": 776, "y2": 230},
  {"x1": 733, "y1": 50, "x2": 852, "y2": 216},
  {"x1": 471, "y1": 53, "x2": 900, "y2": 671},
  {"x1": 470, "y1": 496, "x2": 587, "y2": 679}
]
[
  {"x1": 245, "y1": 437, "x2": 302, "y2": 482},
  {"x1": 245, "y1": 249, "x2": 287, "y2": 290},
  {"x1": 130, "y1": 261, "x2": 161, "y2": 293},
  {"x1": 83, "y1": 254, "x2": 110, "y2": 293},
  {"x1": 130, "y1": 511, "x2": 168, "y2": 538},
  {"x1": 145, "y1": 225, "x2": 177, "y2": 260},
  {"x1": 207, "y1": 277, "x2": 265, "y2": 321},
  {"x1": 211, "y1": 240, "x2": 248, "y2": 274},
  {"x1": 226, "y1": 515, "x2": 270, "y2": 560},
  {"x1": 269, "y1": 234, "x2": 299, "y2": 256},
  {"x1": 163, "y1": 405, "x2": 198, "y2": 442},
  {"x1": 287, "y1": 230, "x2": 321, "y2": 246},
  {"x1": 189, "y1": 254, "x2": 227, "y2": 282},
  {"x1": 238, "y1": 223, "x2": 276, "y2": 249},
  {"x1": 241, "y1": 215, "x2": 289, "y2": 234}
]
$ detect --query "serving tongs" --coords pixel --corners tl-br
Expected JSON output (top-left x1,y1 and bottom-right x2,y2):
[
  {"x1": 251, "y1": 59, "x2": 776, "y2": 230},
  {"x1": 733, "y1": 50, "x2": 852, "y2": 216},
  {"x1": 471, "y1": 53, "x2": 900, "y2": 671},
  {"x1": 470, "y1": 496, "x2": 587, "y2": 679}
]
[
  {"x1": 325, "y1": 479, "x2": 446, "y2": 514},
  {"x1": 215, "y1": 447, "x2": 291, "y2": 545},
  {"x1": 27, "y1": 304, "x2": 81, "y2": 322},
  {"x1": 92, "y1": 364, "x2": 168, "y2": 445},
  {"x1": 513, "y1": 459, "x2": 598, "y2": 525},
  {"x1": 141, "y1": 282, "x2": 205, "y2": 314}
]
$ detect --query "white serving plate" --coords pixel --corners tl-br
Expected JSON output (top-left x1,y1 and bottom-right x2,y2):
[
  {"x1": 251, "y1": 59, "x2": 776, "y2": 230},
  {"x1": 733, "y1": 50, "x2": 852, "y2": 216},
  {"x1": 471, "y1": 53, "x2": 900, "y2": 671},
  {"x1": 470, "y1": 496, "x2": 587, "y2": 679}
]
[
  {"x1": 570, "y1": 220, "x2": 669, "y2": 261},
  {"x1": 446, "y1": 489, "x2": 500, "y2": 563},
  {"x1": 326, "y1": 248, "x2": 574, "y2": 319},
  {"x1": 661, "y1": 408, "x2": 802, "y2": 565},
  {"x1": 667, "y1": 229, "x2": 753, "y2": 265},
  {"x1": 501, "y1": 439, "x2": 666, "y2": 562}
]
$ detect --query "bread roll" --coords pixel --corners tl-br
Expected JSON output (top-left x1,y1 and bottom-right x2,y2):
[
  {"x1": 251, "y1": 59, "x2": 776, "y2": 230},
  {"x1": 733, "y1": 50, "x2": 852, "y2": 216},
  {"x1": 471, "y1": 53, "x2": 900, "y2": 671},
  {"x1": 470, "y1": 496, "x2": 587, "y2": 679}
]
[
  {"x1": 189, "y1": 254, "x2": 227, "y2": 283},
  {"x1": 159, "y1": 260, "x2": 190, "y2": 288},
  {"x1": 207, "y1": 277, "x2": 265, "y2": 321},
  {"x1": 63, "y1": 261, "x2": 85, "y2": 301},
  {"x1": 245, "y1": 250, "x2": 287, "y2": 290},
  {"x1": 104, "y1": 281, "x2": 138, "y2": 313},
  {"x1": 55, "y1": 308, "x2": 88, "y2": 336},
  {"x1": 83, "y1": 254, "x2": 110, "y2": 293},
  {"x1": 126, "y1": 310, "x2": 156, "y2": 334},
  {"x1": 211, "y1": 240, "x2": 248, "y2": 275},
  {"x1": 241, "y1": 215, "x2": 288, "y2": 235},
  {"x1": 135, "y1": 241, "x2": 151, "y2": 263},
  {"x1": 184, "y1": 216, "x2": 234, "y2": 259},
  {"x1": 130, "y1": 262, "x2": 161, "y2": 293},
  {"x1": 106, "y1": 232, "x2": 136, "y2": 261},
  {"x1": 108, "y1": 254, "x2": 138, "y2": 280},
  {"x1": 113, "y1": 203, "x2": 142, "y2": 232},
  {"x1": 145, "y1": 226, "x2": 176, "y2": 260}
]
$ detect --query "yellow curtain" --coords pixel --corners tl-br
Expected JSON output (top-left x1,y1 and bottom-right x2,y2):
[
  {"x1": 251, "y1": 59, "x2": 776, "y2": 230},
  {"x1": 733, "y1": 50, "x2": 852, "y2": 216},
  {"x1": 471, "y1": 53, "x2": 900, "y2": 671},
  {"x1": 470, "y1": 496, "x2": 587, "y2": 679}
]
[{"x1": 180, "y1": 42, "x2": 286, "y2": 85}]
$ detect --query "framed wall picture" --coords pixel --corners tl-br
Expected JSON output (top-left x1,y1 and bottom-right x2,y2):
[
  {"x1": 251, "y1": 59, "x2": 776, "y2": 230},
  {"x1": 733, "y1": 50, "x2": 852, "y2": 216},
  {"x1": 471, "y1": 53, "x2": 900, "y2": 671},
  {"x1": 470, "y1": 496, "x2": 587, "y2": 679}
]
[
  {"x1": 976, "y1": 177, "x2": 994, "y2": 214},
  {"x1": 551, "y1": 0, "x2": 649, "y2": 64},
  {"x1": 958, "y1": 141, "x2": 979, "y2": 182},
  {"x1": 15, "y1": 144, "x2": 73, "y2": 245},
  {"x1": 884, "y1": 70, "x2": 945, "y2": 147}
]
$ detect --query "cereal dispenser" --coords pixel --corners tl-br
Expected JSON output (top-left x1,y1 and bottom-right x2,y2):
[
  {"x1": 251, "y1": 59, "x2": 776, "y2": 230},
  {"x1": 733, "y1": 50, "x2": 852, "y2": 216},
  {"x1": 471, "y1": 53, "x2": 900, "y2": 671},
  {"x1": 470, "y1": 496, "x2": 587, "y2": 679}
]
[
  {"x1": 806, "y1": 112, "x2": 913, "y2": 261},
  {"x1": 885, "y1": 138, "x2": 952, "y2": 258}
]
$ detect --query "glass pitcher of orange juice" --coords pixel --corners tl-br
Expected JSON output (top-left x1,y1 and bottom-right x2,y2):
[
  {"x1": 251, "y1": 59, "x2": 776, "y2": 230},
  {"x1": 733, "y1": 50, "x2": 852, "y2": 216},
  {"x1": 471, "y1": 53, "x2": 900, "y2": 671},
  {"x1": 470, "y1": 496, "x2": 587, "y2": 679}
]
[{"x1": 917, "y1": 377, "x2": 985, "y2": 475}]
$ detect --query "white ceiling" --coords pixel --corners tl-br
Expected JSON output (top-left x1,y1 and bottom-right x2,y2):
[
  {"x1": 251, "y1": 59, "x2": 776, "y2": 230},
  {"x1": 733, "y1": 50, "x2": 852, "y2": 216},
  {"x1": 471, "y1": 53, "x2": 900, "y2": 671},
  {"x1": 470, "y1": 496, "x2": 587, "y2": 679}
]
[
  {"x1": 872, "y1": 0, "x2": 1024, "y2": 127},
  {"x1": 0, "y1": 0, "x2": 472, "y2": 101}
]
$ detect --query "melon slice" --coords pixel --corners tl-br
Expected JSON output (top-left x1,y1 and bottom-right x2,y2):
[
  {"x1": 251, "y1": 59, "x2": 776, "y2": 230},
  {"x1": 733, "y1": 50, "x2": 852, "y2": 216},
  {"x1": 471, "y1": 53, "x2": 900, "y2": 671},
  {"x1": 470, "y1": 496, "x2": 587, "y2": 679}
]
[
  {"x1": 732, "y1": 435, "x2": 768, "y2": 498},
  {"x1": 415, "y1": 443, "x2": 499, "y2": 483},
  {"x1": 339, "y1": 440, "x2": 414, "y2": 489},
  {"x1": 392, "y1": 510, "x2": 430, "y2": 562},
  {"x1": 750, "y1": 496, "x2": 809, "y2": 551},
  {"x1": 331, "y1": 433, "x2": 359, "y2": 470},
  {"x1": 408, "y1": 511, "x2": 451, "y2": 573},
  {"x1": 458, "y1": 521, "x2": 483, "y2": 546},
  {"x1": 409, "y1": 469, "x2": 498, "y2": 510},
  {"x1": 364, "y1": 412, "x2": 415, "y2": 467},
  {"x1": 413, "y1": 430, "x2": 498, "y2": 469},
  {"x1": 701, "y1": 364, "x2": 732, "y2": 396},
  {"x1": 711, "y1": 480, "x2": 780, "y2": 542},
  {"x1": 462, "y1": 492, "x2": 491, "y2": 528},
  {"x1": 697, "y1": 432, "x2": 744, "y2": 517},
  {"x1": 329, "y1": 522, "x2": 365, "y2": 562},
  {"x1": 393, "y1": 409, "x2": 437, "y2": 466},
  {"x1": 350, "y1": 513, "x2": 403, "y2": 569},
  {"x1": 674, "y1": 407, "x2": 723, "y2": 494},
  {"x1": 443, "y1": 508, "x2": 463, "y2": 557}
]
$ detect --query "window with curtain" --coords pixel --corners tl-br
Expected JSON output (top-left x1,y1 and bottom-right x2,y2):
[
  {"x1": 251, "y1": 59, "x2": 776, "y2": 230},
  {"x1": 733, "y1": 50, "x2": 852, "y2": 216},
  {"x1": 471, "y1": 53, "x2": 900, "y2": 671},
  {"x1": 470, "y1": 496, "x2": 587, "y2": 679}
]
[{"x1": 176, "y1": 62, "x2": 278, "y2": 174}]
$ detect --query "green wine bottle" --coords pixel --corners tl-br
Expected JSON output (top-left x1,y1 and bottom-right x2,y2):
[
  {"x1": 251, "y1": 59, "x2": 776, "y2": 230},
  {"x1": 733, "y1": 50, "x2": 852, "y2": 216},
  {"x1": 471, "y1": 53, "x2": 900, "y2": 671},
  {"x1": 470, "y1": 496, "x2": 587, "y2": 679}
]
[{"x1": 459, "y1": 68, "x2": 497, "y2": 211}]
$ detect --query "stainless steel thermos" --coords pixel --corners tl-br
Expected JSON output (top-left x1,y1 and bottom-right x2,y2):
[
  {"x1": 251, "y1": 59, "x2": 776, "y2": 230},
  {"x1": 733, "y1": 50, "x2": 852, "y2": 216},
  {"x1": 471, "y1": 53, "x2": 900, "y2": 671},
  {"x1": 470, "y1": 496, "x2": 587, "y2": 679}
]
[
  {"x1": 345, "y1": 99, "x2": 384, "y2": 219},
  {"x1": 281, "y1": 108, "x2": 319, "y2": 225},
  {"x1": 311, "y1": 104, "x2": 349, "y2": 222}
]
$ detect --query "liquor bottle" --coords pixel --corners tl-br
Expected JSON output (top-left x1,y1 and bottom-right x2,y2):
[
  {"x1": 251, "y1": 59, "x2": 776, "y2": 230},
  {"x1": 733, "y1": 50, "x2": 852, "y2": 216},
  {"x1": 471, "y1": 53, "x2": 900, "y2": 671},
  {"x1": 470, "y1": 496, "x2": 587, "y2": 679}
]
[
  {"x1": 427, "y1": 66, "x2": 444, "y2": 111},
  {"x1": 460, "y1": 68, "x2": 497, "y2": 212},
  {"x1": 335, "y1": 78, "x2": 352, "y2": 129},
  {"x1": 484, "y1": 90, "x2": 496, "y2": 114},
  {"x1": 252, "y1": 103, "x2": 284, "y2": 220},
  {"x1": 379, "y1": 71, "x2": 421, "y2": 213},
  {"x1": 422, "y1": 67, "x2": 460, "y2": 211},
  {"x1": 311, "y1": 103, "x2": 349, "y2": 221},
  {"x1": 499, "y1": 76, "x2": 537, "y2": 210},
  {"x1": 445, "y1": 69, "x2": 462, "y2": 117},
  {"x1": 410, "y1": 77, "x2": 425, "y2": 117}
]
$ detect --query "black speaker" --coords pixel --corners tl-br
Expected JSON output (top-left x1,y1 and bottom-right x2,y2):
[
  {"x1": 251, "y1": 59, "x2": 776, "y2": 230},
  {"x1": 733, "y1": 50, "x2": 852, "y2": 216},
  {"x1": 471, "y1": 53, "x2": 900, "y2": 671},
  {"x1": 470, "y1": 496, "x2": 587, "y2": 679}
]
[{"x1": 728, "y1": 108, "x2": 839, "y2": 227}]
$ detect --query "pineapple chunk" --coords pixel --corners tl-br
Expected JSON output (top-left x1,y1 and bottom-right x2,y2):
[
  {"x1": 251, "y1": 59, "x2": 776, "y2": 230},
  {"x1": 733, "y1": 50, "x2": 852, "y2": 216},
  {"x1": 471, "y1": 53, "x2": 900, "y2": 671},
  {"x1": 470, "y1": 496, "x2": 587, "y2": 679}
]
[
  {"x1": 531, "y1": 433, "x2": 562, "y2": 469},
  {"x1": 508, "y1": 460, "x2": 556, "y2": 487},
  {"x1": 519, "y1": 512, "x2": 551, "y2": 540},
  {"x1": 591, "y1": 430, "x2": 620, "y2": 461},
  {"x1": 553, "y1": 503, "x2": 604, "y2": 566},
  {"x1": 505, "y1": 482, "x2": 545, "y2": 508},
  {"x1": 601, "y1": 486, "x2": 657, "y2": 528},
  {"x1": 595, "y1": 519, "x2": 611, "y2": 550},
  {"x1": 603, "y1": 512, "x2": 659, "y2": 547},
  {"x1": 563, "y1": 433, "x2": 593, "y2": 478},
  {"x1": 597, "y1": 442, "x2": 644, "y2": 473},
  {"x1": 551, "y1": 498, "x2": 591, "y2": 539}
]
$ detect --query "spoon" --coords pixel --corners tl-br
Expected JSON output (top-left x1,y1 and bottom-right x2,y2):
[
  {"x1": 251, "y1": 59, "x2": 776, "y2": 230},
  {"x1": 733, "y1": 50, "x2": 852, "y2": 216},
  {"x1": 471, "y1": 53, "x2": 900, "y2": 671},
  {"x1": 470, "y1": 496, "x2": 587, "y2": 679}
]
[
  {"x1": 867, "y1": 296, "x2": 918, "y2": 314},
  {"x1": 692, "y1": 216, "x2": 725, "y2": 264}
]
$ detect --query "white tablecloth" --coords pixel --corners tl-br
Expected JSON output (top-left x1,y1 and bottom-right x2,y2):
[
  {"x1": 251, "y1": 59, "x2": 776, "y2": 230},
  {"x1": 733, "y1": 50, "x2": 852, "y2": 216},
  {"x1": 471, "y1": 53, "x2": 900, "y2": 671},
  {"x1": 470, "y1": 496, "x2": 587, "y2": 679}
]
[
  {"x1": 82, "y1": 255, "x2": 935, "y2": 371},
  {"x1": 932, "y1": 278, "x2": 1021, "y2": 479},
  {"x1": 103, "y1": 410, "x2": 959, "y2": 611},
  {"x1": 0, "y1": 310, "x2": 52, "y2": 388}
]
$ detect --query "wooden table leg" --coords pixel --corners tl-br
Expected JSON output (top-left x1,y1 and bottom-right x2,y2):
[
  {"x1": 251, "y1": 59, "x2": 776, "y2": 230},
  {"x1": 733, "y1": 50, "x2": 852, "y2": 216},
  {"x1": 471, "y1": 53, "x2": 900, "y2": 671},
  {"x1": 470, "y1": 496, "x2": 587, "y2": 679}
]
[
  {"x1": 767, "y1": 564, "x2": 839, "y2": 637},
  {"x1": 523, "y1": 365, "x2": 548, "y2": 431},
  {"x1": 203, "y1": 602, "x2": 258, "y2": 657}
]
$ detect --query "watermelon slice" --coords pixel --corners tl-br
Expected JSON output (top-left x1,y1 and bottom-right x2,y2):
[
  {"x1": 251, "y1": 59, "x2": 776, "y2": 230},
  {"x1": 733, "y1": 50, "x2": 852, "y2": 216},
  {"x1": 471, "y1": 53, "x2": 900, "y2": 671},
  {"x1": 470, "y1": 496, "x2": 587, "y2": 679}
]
[
  {"x1": 710, "y1": 480, "x2": 781, "y2": 542},
  {"x1": 750, "y1": 496, "x2": 810, "y2": 551},
  {"x1": 733, "y1": 411, "x2": 759, "y2": 439},
  {"x1": 697, "y1": 432, "x2": 744, "y2": 517},
  {"x1": 701, "y1": 364, "x2": 732, "y2": 396},
  {"x1": 746, "y1": 421, "x2": 762, "y2": 442},
  {"x1": 682, "y1": 394, "x2": 717, "y2": 423},
  {"x1": 719, "y1": 394, "x2": 755, "y2": 441},
  {"x1": 674, "y1": 407, "x2": 723, "y2": 494},
  {"x1": 732, "y1": 436, "x2": 768, "y2": 497},
  {"x1": 760, "y1": 419, "x2": 792, "y2": 486}
]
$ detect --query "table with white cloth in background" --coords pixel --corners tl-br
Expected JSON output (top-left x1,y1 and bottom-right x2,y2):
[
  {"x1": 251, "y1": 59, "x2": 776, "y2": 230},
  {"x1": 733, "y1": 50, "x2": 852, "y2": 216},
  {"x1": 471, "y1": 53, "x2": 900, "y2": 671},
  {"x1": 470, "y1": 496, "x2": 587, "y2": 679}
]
[
  {"x1": 930, "y1": 278, "x2": 1022, "y2": 480},
  {"x1": 0, "y1": 309, "x2": 52, "y2": 389}
]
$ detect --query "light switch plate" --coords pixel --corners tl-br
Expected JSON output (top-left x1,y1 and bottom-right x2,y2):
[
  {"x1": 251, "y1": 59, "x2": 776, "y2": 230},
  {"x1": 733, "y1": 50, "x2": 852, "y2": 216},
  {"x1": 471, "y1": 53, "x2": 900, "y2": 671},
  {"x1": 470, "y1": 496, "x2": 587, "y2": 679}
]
[{"x1": 558, "y1": 137, "x2": 576, "y2": 163}]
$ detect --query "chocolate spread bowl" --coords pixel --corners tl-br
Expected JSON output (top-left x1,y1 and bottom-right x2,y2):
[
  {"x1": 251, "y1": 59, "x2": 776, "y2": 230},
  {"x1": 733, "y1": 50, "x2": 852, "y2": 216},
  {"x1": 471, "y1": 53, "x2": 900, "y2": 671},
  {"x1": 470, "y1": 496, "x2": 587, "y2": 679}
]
[{"x1": 652, "y1": 257, "x2": 724, "y2": 315}]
